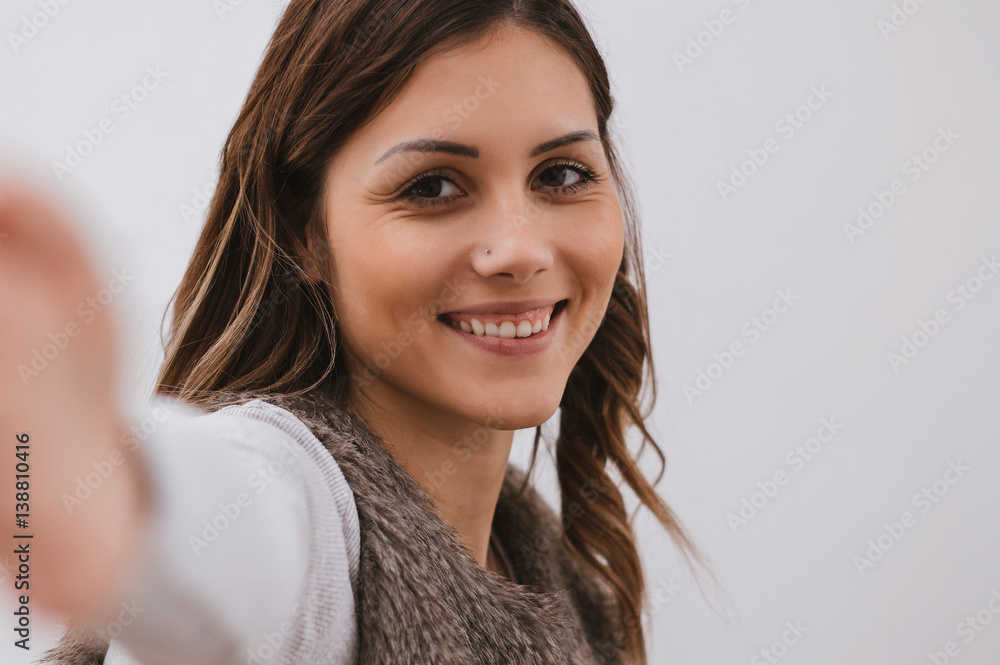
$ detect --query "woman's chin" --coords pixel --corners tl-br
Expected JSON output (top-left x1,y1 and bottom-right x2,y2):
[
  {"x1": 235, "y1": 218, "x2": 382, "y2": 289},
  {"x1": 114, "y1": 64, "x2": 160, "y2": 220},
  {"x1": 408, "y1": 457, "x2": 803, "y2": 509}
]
[{"x1": 471, "y1": 392, "x2": 561, "y2": 431}]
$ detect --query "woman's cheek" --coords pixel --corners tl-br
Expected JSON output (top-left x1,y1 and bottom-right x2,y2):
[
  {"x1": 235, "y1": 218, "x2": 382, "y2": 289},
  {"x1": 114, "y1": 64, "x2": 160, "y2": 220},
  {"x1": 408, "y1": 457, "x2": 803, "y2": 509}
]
[{"x1": 409, "y1": 309, "x2": 430, "y2": 334}]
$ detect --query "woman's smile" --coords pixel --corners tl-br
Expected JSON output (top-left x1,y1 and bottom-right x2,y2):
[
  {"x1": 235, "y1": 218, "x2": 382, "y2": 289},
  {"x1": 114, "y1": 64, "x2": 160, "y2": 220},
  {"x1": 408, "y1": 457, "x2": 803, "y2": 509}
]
[{"x1": 438, "y1": 299, "x2": 569, "y2": 357}]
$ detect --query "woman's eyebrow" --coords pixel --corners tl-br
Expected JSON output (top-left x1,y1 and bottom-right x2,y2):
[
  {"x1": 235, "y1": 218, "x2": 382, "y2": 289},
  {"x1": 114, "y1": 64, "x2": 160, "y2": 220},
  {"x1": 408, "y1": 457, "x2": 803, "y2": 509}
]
[
  {"x1": 373, "y1": 129, "x2": 600, "y2": 165},
  {"x1": 529, "y1": 129, "x2": 599, "y2": 157}
]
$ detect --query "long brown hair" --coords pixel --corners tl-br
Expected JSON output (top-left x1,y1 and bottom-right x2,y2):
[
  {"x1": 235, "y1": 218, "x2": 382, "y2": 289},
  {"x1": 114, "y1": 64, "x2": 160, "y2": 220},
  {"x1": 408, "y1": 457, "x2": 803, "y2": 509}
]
[{"x1": 156, "y1": 0, "x2": 716, "y2": 661}]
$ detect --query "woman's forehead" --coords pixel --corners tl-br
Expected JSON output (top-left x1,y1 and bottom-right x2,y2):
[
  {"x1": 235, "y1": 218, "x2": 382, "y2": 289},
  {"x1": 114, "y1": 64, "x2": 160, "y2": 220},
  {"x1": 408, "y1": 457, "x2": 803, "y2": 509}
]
[{"x1": 337, "y1": 27, "x2": 599, "y2": 167}]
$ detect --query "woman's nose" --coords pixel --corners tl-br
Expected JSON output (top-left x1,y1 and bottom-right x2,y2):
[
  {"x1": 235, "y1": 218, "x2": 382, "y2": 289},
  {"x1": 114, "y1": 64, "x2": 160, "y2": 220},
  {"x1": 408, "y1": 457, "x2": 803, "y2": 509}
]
[{"x1": 470, "y1": 190, "x2": 554, "y2": 283}]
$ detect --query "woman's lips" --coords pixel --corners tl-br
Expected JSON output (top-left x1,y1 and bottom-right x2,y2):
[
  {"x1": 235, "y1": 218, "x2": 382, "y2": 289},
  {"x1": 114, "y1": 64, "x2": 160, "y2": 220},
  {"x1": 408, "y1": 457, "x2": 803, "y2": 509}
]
[
  {"x1": 438, "y1": 300, "x2": 566, "y2": 356},
  {"x1": 439, "y1": 300, "x2": 565, "y2": 339}
]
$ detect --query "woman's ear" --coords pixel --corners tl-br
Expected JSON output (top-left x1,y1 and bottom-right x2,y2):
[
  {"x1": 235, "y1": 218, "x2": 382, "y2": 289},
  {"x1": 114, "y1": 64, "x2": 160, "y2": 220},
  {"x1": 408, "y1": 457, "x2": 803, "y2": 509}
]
[
  {"x1": 293, "y1": 219, "x2": 328, "y2": 286},
  {"x1": 278, "y1": 181, "x2": 328, "y2": 286}
]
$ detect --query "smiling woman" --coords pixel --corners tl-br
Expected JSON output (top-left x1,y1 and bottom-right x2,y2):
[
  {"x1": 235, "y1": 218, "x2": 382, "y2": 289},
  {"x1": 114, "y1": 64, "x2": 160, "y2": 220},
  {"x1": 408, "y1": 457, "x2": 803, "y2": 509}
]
[{"x1": 0, "y1": 1, "x2": 712, "y2": 664}]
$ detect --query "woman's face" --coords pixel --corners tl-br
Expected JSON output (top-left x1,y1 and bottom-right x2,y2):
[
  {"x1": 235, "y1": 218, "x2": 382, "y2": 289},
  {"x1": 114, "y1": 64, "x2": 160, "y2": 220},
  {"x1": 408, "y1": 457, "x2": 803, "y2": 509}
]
[{"x1": 320, "y1": 26, "x2": 624, "y2": 431}]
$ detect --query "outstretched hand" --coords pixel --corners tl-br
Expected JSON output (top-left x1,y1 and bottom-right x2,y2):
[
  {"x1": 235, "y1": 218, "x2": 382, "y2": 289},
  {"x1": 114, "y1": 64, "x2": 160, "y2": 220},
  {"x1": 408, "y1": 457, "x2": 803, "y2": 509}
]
[{"x1": 0, "y1": 178, "x2": 147, "y2": 620}]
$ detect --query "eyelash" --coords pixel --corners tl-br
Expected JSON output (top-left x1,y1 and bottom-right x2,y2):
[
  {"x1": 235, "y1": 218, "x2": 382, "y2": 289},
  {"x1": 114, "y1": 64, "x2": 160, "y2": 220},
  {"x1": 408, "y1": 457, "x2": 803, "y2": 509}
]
[{"x1": 398, "y1": 161, "x2": 600, "y2": 209}]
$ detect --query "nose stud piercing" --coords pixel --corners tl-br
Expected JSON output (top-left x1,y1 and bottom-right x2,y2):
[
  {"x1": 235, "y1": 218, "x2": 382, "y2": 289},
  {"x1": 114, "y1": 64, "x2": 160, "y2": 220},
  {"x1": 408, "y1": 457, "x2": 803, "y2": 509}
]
[{"x1": 484, "y1": 248, "x2": 491, "y2": 255}]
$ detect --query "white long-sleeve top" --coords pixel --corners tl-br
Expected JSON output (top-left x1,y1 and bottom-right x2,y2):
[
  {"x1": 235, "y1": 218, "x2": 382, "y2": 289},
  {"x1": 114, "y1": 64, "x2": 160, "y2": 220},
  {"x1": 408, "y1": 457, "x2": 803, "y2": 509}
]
[{"x1": 94, "y1": 396, "x2": 361, "y2": 665}]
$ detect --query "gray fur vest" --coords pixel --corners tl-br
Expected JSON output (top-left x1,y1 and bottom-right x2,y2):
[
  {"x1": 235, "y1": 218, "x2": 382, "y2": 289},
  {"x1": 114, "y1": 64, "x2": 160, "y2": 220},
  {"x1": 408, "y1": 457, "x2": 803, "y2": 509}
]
[{"x1": 39, "y1": 389, "x2": 627, "y2": 665}]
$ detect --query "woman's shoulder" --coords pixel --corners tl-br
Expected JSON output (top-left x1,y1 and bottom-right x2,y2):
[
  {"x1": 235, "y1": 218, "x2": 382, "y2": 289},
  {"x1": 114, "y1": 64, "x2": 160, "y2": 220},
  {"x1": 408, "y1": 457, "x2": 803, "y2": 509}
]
[
  {"x1": 119, "y1": 390, "x2": 363, "y2": 595},
  {"x1": 85, "y1": 393, "x2": 364, "y2": 665},
  {"x1": 202, "y1": 395, "x2": 363, "y2": 580}
]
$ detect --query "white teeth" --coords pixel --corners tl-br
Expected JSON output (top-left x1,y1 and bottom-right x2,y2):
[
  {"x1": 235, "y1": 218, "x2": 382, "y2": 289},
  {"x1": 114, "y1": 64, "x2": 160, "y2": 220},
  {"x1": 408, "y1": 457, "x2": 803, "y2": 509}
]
[{"x1": 451, "y1": 310, "x2": 556, "y2": 339}]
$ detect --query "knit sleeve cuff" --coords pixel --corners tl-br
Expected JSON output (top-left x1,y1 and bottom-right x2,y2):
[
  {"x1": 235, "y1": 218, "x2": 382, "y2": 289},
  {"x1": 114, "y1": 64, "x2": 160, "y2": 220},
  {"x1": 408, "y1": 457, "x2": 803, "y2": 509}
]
[{"x1": 92, "y1": 395, "x2": 358, "y2": 665}]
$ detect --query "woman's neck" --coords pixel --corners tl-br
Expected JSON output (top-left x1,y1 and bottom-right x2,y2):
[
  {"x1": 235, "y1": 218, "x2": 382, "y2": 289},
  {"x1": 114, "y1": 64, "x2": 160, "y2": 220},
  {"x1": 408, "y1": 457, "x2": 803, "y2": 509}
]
[
  {"x1": 488, "y1": 530, "x2": 515, "y2": 581},
  {"x1": 347, "y1": 386, "x2": 515, "y2": 573}
]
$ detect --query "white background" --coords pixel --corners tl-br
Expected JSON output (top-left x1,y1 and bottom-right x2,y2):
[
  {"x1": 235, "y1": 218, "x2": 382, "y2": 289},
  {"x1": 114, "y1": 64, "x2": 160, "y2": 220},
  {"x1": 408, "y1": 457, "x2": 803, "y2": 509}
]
[{"x1": 2, "y1": 1, "x2": 999, "y2": 664}]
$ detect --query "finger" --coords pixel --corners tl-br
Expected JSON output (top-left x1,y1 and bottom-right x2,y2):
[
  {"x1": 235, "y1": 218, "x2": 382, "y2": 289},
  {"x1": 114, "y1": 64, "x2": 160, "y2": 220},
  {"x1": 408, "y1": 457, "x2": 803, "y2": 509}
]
[{"x1": 0, "y1": 178, "x2": 105, "y2": 298}]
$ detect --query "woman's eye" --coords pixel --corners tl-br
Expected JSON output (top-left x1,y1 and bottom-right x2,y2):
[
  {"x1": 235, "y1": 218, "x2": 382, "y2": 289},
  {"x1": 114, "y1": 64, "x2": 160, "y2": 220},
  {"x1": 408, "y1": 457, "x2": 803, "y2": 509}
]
[
  {"x1": 405, "y1": 175, "x2": 460, "y2": 201},
  {"x1": 532, "y1": 163, "x2": 597, "y2": 193},
  {"x1": 535, "y1": 165, "x2": 582, "y2": 189}
]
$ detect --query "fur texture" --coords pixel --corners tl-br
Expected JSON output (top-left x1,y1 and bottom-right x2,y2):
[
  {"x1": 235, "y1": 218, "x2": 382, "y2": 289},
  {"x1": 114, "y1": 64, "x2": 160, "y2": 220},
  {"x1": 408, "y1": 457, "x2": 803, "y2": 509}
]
[
  {"x1": 38, "y1": 389, "x2": 627, "y2": 664},
  {"x1": 36, "y1": 623, "x2": 109, "y2": 665}
]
